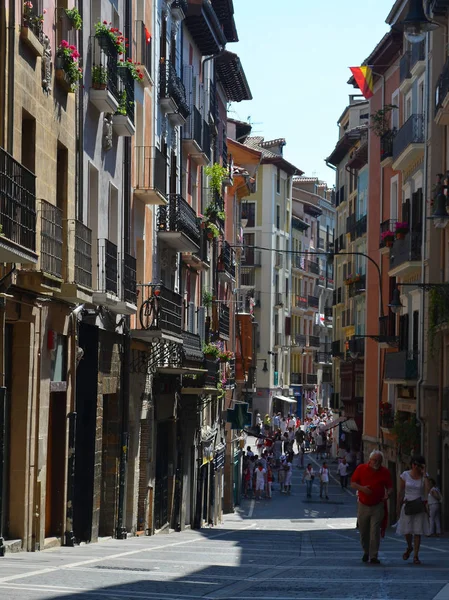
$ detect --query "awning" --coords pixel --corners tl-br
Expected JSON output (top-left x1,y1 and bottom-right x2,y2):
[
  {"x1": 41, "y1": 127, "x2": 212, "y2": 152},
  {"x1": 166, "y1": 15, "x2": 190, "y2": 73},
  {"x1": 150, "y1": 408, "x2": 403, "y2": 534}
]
[
  {"x1": 319, "y1": 416, "x2": 347, "y2": 431},
  {"x1": 341, "y1": 418, "x2": 358, "y2": 433},
  {"x1": 274, "y1": 395, "x2": 297, "y2": 404}
]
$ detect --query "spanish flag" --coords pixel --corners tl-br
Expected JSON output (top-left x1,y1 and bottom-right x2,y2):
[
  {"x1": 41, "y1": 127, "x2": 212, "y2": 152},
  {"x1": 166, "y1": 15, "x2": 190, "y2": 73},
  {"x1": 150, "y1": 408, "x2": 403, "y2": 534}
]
[{"x1": 350, "y1": 66, "x2": 374, "y2": 100}]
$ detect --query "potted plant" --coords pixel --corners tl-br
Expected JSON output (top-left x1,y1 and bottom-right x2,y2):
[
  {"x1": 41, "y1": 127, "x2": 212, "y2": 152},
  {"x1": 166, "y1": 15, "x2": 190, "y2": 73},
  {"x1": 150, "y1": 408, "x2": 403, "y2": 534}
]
[
  {"x1": 218, "y1": 350, "x2": 234, "y2": 363},
  {"x1": 92, "y1": 64, "x2": 108, "y2": 89},
  {"x1": 370, "y1": 104, "x2": 397, "y2": 137},
  {"x1": 395, "y1": 221, "x2": 409, "y2": 240},
  {"x1": 116, "y1": 90, "x2": 127, "y2": 116},
  {"x1": 118, "y1": 58, "x2": 144, "y2": 82},
  {"x1": 94, "y1": 21, "x2": 127, "y2": 55},
  {"x1": 65, "y1": 7, "x2": 82, "y2": 30},
  {"x1": 202, "y1": 290, "x2": 213, "y2": 308},
  {"x1": 206, "y1": 222, "x2": 219, "y2": 240},
  {"x1": 204, "y1": 163, "x2": 227, "y2": 195},
  {"x1": 55, "y1": 40, "x2": 82, "y2": 92},
  {"x1": 23, "y1": 0, "x2": 45, "y2": 32},
  {"x1": 344, "y1": 275, "x2": 353, "y2": 286},
  {"x1": 381, "y1": 229, "x2": 395, "y2": 247},
  {"x1": 203, "y1": 342, "x2": 220, "y2": 360}
]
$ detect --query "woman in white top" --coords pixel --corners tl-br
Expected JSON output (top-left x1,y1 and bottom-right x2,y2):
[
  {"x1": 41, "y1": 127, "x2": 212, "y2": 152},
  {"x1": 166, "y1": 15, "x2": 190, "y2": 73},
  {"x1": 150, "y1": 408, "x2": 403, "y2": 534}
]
[
  {"x1": 427, "y1": 478, "x2": 442, "y2": 537},
  {"x1": 319, "y1": 463, "x2": 329, "y2": 500},
  {"x1": 396, "y1": 455, "x2": 430, "y2": 564}
]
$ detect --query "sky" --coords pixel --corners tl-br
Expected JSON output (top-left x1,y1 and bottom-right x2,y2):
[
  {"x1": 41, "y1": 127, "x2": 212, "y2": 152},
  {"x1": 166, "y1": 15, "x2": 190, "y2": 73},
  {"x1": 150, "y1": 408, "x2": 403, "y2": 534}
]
[{"x1": 229, "y1": 0, "x2": 396, "y2": 186}]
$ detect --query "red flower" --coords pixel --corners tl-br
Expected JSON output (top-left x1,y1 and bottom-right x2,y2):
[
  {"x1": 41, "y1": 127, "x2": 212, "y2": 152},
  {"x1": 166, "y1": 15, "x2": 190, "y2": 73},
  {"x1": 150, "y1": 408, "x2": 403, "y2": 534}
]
[
  {"x1": 138, "y1": 73, "x2": 143, "y2": 80},
  {"x1": 103, "y1": 20, "x2": 107, "y2": 24}
]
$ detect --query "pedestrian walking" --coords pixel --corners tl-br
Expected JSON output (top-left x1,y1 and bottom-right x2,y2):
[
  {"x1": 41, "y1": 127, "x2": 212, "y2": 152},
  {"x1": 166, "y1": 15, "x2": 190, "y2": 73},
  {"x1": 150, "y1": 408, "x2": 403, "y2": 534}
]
[
  {"x1": 255, "y1": 463, "x2": 266, "y2": 501},
  {"x1": 320, "y1": 462, "x2": 329, "y2": 500},
  {"x1": 255, "y1": 413, "x2": 262, "y2": 435},
  {"x1": 351, "y1": 450, "x2": 392, "y2": 564},
  {"x1": 303, "y1": 463, "x2": 315, "y2": 498},
  {"x1": 396, "y1": 455, "x2": 430, "y2": 564},
  {"x1": 278, "y1": 456, "x2": 286, "y2": 493},
  {"x1": 284, "y1": 458, "x2": 293, "y2": 495},
  {"x1": 338, "y1": 457, "x2": 350, "y2": 489},
  {"x1": 427, "y1": 478, "x2": 442, "y2": 537},
  {"x1": 243, "y1": 463, "x2": 251, "y2": 498},
  {"x1": 266, "y1": 464, "x2": 273, "y2": 499}
]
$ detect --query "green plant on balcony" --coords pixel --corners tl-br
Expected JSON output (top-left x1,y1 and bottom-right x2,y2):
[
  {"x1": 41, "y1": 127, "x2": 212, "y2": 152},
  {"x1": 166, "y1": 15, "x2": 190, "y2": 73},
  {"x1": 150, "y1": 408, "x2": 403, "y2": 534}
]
[
  {"x1": 92, "y1": 64, "x2": 108, "y2": 89},
  {"x1": 392, "y1": 413, "x2": 420, "y2": 457},
  {"x1": 23, "y1": 0, "x2": 45, "y2": 31},
  {"x1": 118, "y1": 57, "x2": 144, "y2": 81},
  {"x1": 205, "y1": 222, "x2": 219, "y2": 240},
  {"x1": 204, "y1": 202, "x2": 225, "y2": 223},
  {"x1": 204, "y1": 163, "x2": 227, "y2": 195},
  {"x1": 202, "y1": 290, "x2": 213, "y2": 308},
  {"x1": 94, "y1": 21, "x2": 127, "y2": 55},
  {"x1": 370, "y1": 104, "x2": 397, "y2": 137},
  {"x1": 203, "y1": 342, "x2": 220, "y2": 359},
  {"x1": 116, "y1": 90, "x2": 127, "y2": 116},
  {"x1": 55, "y1": 40, "x2": 82, "y2": 91},
  {"x1": 218, "y1": 350, "x2": 234, "y2": 363},
  {"x1": 65, "y1": 7, "x2": 82, "y2": 30}
]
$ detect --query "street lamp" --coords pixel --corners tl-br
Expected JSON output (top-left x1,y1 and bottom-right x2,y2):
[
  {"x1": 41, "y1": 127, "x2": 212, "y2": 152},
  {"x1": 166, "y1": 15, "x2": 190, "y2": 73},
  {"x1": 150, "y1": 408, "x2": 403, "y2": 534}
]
[
  {"x1": 388, "y1": 288, "x2": 403, "y2": 315},
  {"x1": 388, "y1": 283, "x2": 449, "y2": 315},
  {"x1": 399, "y1": 0, "x2": 438, "y2": 44}
]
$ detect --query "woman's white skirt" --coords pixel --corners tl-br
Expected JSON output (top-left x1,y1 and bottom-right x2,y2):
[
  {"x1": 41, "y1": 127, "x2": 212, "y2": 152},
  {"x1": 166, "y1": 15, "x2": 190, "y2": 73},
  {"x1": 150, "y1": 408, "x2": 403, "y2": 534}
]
[{"x1": 396, "y1": 504, "x2": 430, "y2": 536}]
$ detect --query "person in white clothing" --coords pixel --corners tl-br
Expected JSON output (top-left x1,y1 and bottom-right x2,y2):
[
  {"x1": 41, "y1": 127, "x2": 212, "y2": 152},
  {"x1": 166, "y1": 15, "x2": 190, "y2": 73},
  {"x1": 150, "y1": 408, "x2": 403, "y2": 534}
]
[
  {"x1": 337, "y1": 458, "x2": 350, "y2": 489},
  {"x1": 283, "y1": 459, "x2": 293, "y2": 495},
  {"x1": 319, "y1": 462, "x2": 330, "y2": 500},
  {"x1": 427, "y1": 478, "x2": 442, "y2": 537},
  {"x1": 255, "y1": 464, "x2": 266, "y2": 500}
]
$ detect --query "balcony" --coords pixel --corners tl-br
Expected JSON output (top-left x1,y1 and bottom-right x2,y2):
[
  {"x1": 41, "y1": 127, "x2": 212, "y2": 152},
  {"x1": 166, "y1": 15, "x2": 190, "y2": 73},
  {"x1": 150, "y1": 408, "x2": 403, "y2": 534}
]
[
  {"x1": 274, "y1": 292, "x2": 284, "y2": 307},
  {"x1": 39, "y1": 199, "x2": 63, "y2": 279},
  {"x1": 389, "y1": 231, "x2": 422, "y2": 277},
  {"x1": 240, "y1": 268, "x2": 255, "y2": 287},
  {"x1": 182, "y1": 228, "x2": 210, "y2": 271},
  {"x1": 356, "y1": 215, "x2": 367, "y2": 238},
  {"x1": 384, "y1": 350, "x2": 418, "y2": 383},
  {"x1": 134, "y1": 146, "x2": 168, "y2": 206},
  {"x1": 113, "y1": 67, "x2": 135, "y2": 136},
  {"x1": 435, "y1": 58, "x2": 449, "y2": 126},
  {"x1": 218, "y1": 241, "x2": 235, "y2": 279},
  {"x1": 315, "y1": 352, "x2": 332, "y2": 364},
  {"x1": 93, "y1": 238, "x2": 118, "y2": 305},
  {"x1": 392, "y1": 114, "x2": 425, "y2": 172},
  {"x1": 0, "y1": 147, "x2": 37, "y2": 264},
  {"x1": 335, "y1": 185, "x2": 345, "y2": 207},
  {"x1": 184, "y1": 0, "x2": 227, "y2": 55},
  {"x1": 380, "y1": 130, "x2": 396, "y2": 164},
  {"x1": 346, "y1": 213, "x2": 356, "y2": 236},
  {"x1": 122, "y1": 253, "x2": 137, "y2": 309},
  {"x1": 322, "y1": 370, "x2": 333, "y2": 384},
  {"x1": 324, "y1": 306, "x2": 333, "y2": 321},
  {"x1": 275, "y1": 252, "x2": 283, "y2": 269},
  {"x1": 348, "y1": 274, "x2": 366, "y2": 298},
  {"x1": 274, "y1": 333, "x2": 283, "y2": 347},
  {"x1": 159, "y1": 60, "x2": 190, "y2": 125},
  {"x1": 308, "y1": 260, "x2": 319, "y2": 275},
  {"x1": 331, "y1": 340, "x2": 343, "y2": 358},
  {"x1": 378, "y1": 315, "x2": 398, "y2": 348},
  {"x1": 157, "y1": 194, "x2": 200, "y2": 252},
  {"x1": 183, "y1": 106, "x2": 208, "y2": 165},
  {"x1": 399, "y1": 51, "x2": 411, "y2": 91},
  {"x1": 410, "y1": 39, "x2": 425, "y2": 77},
  {"x1": 182, "y1": 358, "x2": 220, "y2": 395},
  {"x1": 292, "y1": 295, "x2": 307, "y2": 311},
  {"x1": 172, "y1": 0, "x2": 188, "y2": 20},
  {"x1": 133, "y1": 283, "x2": 183, "y2": 341},
  {"x1": 292, "y1": 254, "x2": 306, "y2": 272},
  {"x1": 348, "y1": 337, "x2": 365, "y2": 357},
  {"x1": 21, "y1": 3, "x2": 44, "y2": 56},
  {"x1": 342, "y1": 308, "x2": 353, "y2": 328},
  {"x1": 219, "y1": 304, "x2": 230, "y2": 339},
  {"x1": 89, "y1": 36, "x2": 120, "y2": 114},
  {"x1": 295, "y1": 334, "x2": 307, "y2": 347},
  {"x1": 379, "y1": 218, "x2": 397, "y2": 249},
  {"x1": 308, "y1": 295, "x2": 319, "y2": 309},
  {"x1": 182, "y1": 330, "x2": 204, "y2": 365},
  {"x1": 308, "y1": 335, "x2": 320, "y2": 348},
  {"x1": 306, "y1": 374, "x2": 318, "y2": 385},
  {"x1": 241, "y1": 248, "x2": 261, "y2": 267},
  {"x1": 135, "y1": 21, "x2": 152, "y2": 86},
  {"x1": 59, "y1": 220, "x2": 92, "y2": 303},
  {"x1": 291, "y1": 373, "x2": 302, "y2": 385}
]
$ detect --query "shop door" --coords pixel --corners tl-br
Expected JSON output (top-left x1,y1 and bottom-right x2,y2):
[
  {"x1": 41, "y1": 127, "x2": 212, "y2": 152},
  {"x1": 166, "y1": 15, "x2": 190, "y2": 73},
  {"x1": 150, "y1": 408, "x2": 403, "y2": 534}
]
[
  {"x1": 45, "y1": 393, "x2": 66, "y2": 537},
  {"x1": 154, "y1": 421, "x2": 169, "y2": 530}
]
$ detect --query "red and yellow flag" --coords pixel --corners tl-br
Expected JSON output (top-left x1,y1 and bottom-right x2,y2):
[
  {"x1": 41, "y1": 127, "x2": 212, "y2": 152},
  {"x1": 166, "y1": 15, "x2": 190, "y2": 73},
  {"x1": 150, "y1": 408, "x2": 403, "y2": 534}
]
[{"x1": 349, "y1": 66, "x2": 374, "y2": 100}]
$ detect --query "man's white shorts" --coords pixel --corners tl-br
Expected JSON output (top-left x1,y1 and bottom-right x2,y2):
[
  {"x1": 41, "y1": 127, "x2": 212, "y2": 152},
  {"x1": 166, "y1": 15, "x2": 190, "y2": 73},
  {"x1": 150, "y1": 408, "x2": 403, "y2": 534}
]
[{"x1": 256, "y1": 480, "x2": 265, "y2": 492}]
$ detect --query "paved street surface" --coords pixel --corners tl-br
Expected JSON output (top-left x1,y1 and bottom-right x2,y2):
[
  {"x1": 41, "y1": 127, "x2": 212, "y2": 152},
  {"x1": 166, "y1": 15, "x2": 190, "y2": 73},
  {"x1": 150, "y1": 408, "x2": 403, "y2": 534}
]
[{"x1": 0, "y1": 452, "x2": 448, "y2": 600}]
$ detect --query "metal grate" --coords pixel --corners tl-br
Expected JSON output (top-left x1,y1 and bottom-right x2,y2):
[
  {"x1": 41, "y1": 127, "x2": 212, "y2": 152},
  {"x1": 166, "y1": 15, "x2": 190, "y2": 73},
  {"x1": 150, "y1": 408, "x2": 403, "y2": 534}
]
[
  {"x1": 91, "y1": 35, "x2": 120, "y2": 102},
  {"x1": 40, "y1": 200, "x2": 62, "y2": 277},
  {"x1": 123, "y1": 252, "x2": 136, "y2": 304},
  {"x1": 97, "y1": 238, "x2": 118, "y2": 294},
  {"x1": 74, "y1": 220, "x2": 92, "y2": 288}
]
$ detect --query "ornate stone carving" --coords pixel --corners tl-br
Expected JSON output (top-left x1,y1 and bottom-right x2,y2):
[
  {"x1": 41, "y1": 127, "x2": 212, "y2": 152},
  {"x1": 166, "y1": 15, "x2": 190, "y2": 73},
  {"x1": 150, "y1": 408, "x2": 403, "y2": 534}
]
[
  {"x1": 103, "y1": 113, "x2": 113, "y2": 151},
  {"x1": 42, "y1": 34, "x2": 52, "y2": 94}
]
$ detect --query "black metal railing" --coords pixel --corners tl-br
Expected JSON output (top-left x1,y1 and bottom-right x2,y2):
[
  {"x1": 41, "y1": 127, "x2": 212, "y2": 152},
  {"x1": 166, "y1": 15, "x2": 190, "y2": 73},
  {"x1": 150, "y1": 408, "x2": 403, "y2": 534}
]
[
  {"x1": 242, "y1": 249, "x2": 261, "y2": 267},
  {"x1": 322, "y1": 371, "x2": 333, "y2": 384},
  {"x1": 306, "y1": 374, "x2": 318, "y2": 385},
  {"x1": 399, "y1": 51, "x2": 411, "y2": 83},
  {"x1": 159, "y1": 60, "x2": 190, "y2": 119},
  {"x1": 410, "y1": 39, "x2": 425, "y2": 70},
  {"x1": 194, "y1": 227, "x2": 210, "y2": 265},
  {"x1": 219, "y1": 304, "x2": 230, "y2": 339},
  {"x1": 139, "y1": 283, "x2": 183, "y2": 335},
  {"x1": 56, "y1": 6, "x2": 76, "y2": 48},
  {"x1": 380, "y1": 129, "x2": 396, "y2": 162},
  {"x1": 91, "y1": 35, "x2": 120, "y2": 102},
  {"x1": 308, "y1": 260, "x2": 319, "y2": 275},
  {"x1": 295, "y1": 334, "x2": 307, "y2": 346},
  {"x1": 292, "y1": 254, "x2": 306, "y2": 270},
  {"x1": 293, "y1": 295, "x2": 307, "y2": 310},
  {"x1": 40, "y1": 200, "x2": 62, "y2": 278},
  {"x1": 157, "y1": 194, "x2": 200, "y2": 247},
  {"x1": 356, "y1": 215, "x2": 367, "y2": 237},
  {"x1": 390, "y1": 231, "x2": 422, "y2": 270},
  {"x1": 308, "y1": 335, "x2": 320, "y2": 348},
  {"x1": 337, "y1": 287, "x2": 342, "y2": 303},
  {"x1": 202, "y1": 120, "x2": 211, "y2": 160},
  {"x1": 135, "y1": 146, "x2": 168, "y2": 199},
  {"x1": 379, "y1": 314, "x2": 396, "y2": 340},
  {"x1": 346, "y1": 213, "x2": 356, "y2": 235},
  {"x1": 222, "y1": 138, "x2": 228, "y2": 170},
  {"x1": 135, "y1": 21, "x2": 152, "y2": 79},
  {"x1": 204, "y1": 357, "x2": 219, "y2": 389},
  {"x1": 123, "y1": 252, "x2": 137, "y2": 304},
  {"x1": 348, "y1": 274, "x2": 366, "y2": 298},
  {"x1": 22, "y1": 0, "x2": 43, "y2": 42},
  {"x1": 74, "y1": 220, "x2": 92, "y2": 288},
  {"x1": 97, "y1": 238, "x2": 118, "y2": 295},
  {"x1": 379, "y1": 218, "x2": 397, "y2": 248},
  {"x1": 219, "y1": 241, "x2": 235, "y2": 278},
  {"x1": 291, "y1": 373, "x2": 302, "y2": 385},
  {"x1": 349, "y1": 337, "x2": 365, "y2": 357},
  {"x1": 0, "y1": 146, "x2": 36, "y2": 252},
  {"x1": 385, "y1": 350, "x2": 418, "y2": 381},
  {"x1": 184, "y1": 106, "x2": 203, "y2": 149},
  {"x1": 241, "y1": 268, "x2": 255, "y2": 287},
  {"x1": 308, "y1": 295, "x2": 319, "y2": 309},
  {"x1": 392, "y1": 114, "x2": 424, "y2": 161},
  {"x1": 381, "y1": 413, "x2": 395, "y2": 429},
  {"x1": 338, "y1": 233, "x2": 345, "y2": 251},
  {"x1": 315, "y1": 352, "x2": 332, "y2": 364},
  {"x1": 119, "y1": 66, "x2": 135, "y2": 124},
  {"x1": 435, "y1": 58, "x2": 449, "y2": 115},
  {"x1": 182, "y1": 330, "x2": 203, "y2": 364},
  {"x1": 324, "y1": 306, "x2": 333, "y2": 320},
  {"x1": 331, "y1": 340, "x2": 342, "y2": 357}
]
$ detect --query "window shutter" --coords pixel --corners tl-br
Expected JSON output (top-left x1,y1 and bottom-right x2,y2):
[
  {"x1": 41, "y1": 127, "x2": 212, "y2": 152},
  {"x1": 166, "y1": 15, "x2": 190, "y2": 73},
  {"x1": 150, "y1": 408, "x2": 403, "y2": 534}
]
[
  {"x1": 285, "y1": 316, "x2": 291, "y2": 336},
  {"x1": 197, "y1": 306, "x2": 206, "y2": 342}
]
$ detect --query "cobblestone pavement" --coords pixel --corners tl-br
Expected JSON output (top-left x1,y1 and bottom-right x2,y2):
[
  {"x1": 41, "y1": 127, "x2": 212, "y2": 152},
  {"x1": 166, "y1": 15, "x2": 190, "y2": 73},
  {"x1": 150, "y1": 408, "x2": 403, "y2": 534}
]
[{"x1": 0, "y1": 451, "x2": 448, "y2": 599}]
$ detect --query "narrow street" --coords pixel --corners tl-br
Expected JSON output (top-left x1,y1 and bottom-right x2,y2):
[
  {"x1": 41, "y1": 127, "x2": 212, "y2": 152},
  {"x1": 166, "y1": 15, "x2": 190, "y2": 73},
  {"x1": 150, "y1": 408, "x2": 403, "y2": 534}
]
[{"x1": 0, "y1": 454, "x2": 448, "y2": 600}]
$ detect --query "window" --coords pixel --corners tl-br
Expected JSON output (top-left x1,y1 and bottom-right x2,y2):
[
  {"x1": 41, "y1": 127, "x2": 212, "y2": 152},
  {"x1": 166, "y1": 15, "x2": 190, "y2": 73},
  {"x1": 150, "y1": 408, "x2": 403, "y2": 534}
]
[
  {"x1": 404, "y1": 92, "x2": 412, "y2": 122},
  {"x1": 276, "y1": 168, "x2": 280, "y2": 194},
  {"x1": 276, "y1": 205, "x2": 280, "y2": 229},
  {"x1": 390, "y1": 177, "x2": 398, "y2": 221},
  {"x1": 242, "y1": 201, "x2": 255, "y2": 227},
  {"x1": 391, "y1": 91, "x2": 399, "y2": 130}
]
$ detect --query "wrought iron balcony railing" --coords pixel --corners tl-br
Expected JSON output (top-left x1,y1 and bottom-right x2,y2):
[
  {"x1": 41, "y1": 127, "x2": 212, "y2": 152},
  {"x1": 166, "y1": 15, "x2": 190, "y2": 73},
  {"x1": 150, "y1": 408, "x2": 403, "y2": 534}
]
[
  {"x1": 135, "y1": 146, "x2": 168, "y2": 200},
  {"x1": 308, "y1": 260, "x2": 319, "y2": 275},
  {"x1": 123, "y1": 252, "x2": 137, "y2": 305},
  {"x1": 241, "y1": 268, "x2": 255, "y2": 287},
  {"x1": 308, "y1": 295, "x2": 319, "y2": 309},
  {"x1": 159, "y1": 60, "x2": 190, "y2": 119},
  {"x1": 97, "y1": 238, "x2": 118, "y2": 295},
  {"x1": 183, "y1": 105, "x2": 203, "y2": 149},
  {"x1": 182, "y1": 330, "x2": 203, "y2": 364},
  {"x1": 315, "y1": 352, "x2": 332, "y2": 364},
  {"x1": 40, "y1": 199, "x2": 63, "y2": 278},
  {"x1": 346, "y1": 213, "x2": 356, "y2": 235},
  {"x1": 91, "y1": 35, "x2": 120, "y2": 102},
  {"x1": 295, "y1": 334, "x2": 307, "y2": 347},
  {"x1": 0, "y1": 146, "x2": 36, "y2": 253},
  {"x1": 241, "y1": 249, "x2": 261, "y2": 267},
  {"x1": 356, "y1": 215, "x2": 367, "y2": 237},
  {"x1": 392, "y1": 114, "x2": 424, "y2": 161},
  {"x1": 399, "y1": 51, "x2": 411, "y2": 84},
  {"x1": 219, "y1": 304, "x2": 230, "y2": 339},
  {"x1": 331, "y1": 340, "x2": 343, "y2": 357},
  {"x1": 379, "y1": 218, "x2": 397, "y2": 248},
  {"x1": 380, "y1": 129, "x2": 396, "y2": 162},
  {"x1": 138, "y1": 283, "x2": 183, "y2": 335},
  {"x1": 119, "y1": 67, "x2": 135, "y2": 125},
  {"x1": 218, "y1": 241, "x2": 235, "y2": 278},
  {"x1": 73, "y1": 220, "x2": 92, "y2": 288},
  {"x1": 308, "y1": 335, "x2": 320, "y2": 348},
  {"x1": 307, "y1": 374, "x2": 318, "y2": 385},
  {"x1": 157, "y1": 193, "x2": 200, "y2": 247},
  {"x1": 389, "y1": 231, "x2": 422, "y2": 270},
  {"x1": 291, "y1": 373, "x2": 302, "y2": 385},
  {"x1": 385, "y1": 350, "x2": 418, "y2": 381},
  {"x1": 292, "y1": 295, "x2": 307, "y2": 310},
  {"x1": 135, "y1": 20, "x2": 152, "y2": 79},
  {"x1": 410, "y1": 39, "x2": 425, "y2": 71}
]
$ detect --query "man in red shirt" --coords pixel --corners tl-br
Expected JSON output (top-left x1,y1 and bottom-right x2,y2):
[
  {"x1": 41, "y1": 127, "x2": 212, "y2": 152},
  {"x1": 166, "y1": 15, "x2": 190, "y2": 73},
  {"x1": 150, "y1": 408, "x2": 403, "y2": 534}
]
[{"x1": 351, "y1": 450, "x2": 393, "y2": 564}]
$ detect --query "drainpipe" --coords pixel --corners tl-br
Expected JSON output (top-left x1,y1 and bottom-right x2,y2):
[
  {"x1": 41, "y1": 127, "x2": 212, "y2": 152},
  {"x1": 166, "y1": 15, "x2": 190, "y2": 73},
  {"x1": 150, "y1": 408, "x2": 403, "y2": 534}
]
[
  {"x1": 6, "y1": 0, "x2": 14, "y2": 153},
  {"x1": 76, "y1": 0, "x2": 83, "y2": 220},
  {"x1": 64, "y1": 304, "x2": 84, "y2": 547}
]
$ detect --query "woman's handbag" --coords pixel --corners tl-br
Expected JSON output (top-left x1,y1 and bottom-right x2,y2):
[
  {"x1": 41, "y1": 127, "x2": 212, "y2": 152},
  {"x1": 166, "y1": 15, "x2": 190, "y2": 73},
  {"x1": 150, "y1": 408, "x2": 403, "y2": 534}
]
[{"x1": 404, "y1": 498, "x2": 425, "y2": 515}]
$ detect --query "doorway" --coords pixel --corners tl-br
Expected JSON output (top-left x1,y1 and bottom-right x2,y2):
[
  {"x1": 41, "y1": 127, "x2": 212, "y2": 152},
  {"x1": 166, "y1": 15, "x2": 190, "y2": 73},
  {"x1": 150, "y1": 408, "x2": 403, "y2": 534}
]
[
  {"x1": 45, "y1": 393, "x2": 66, "y2": 537},
  {"x1": 154, "y1": 421, "x2": 169, "y2": 531}
]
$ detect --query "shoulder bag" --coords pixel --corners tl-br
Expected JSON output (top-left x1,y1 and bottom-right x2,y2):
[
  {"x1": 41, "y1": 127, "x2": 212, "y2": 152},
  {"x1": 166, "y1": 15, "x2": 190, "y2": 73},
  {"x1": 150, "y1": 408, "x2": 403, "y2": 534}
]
[{"x1": 404, "y1": 497, "x2": 425, "y2": 515}]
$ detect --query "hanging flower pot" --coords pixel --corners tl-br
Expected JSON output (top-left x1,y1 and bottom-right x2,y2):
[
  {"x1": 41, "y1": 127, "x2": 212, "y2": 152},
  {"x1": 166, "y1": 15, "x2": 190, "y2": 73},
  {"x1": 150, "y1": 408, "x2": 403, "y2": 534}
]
[
  {"x1": 386, "y1": 239, "x2": 393, "y2": 248},
  {"x1": 395, "y1": 221, "x2": 409, "y2": 239}
]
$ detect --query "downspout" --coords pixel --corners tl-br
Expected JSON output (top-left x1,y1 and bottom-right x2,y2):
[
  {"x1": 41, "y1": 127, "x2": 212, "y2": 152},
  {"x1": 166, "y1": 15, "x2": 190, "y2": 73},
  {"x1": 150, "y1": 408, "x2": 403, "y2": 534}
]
[
  {"x1": 417, "y1": 32, "x2": 431, "y2": 452},
  {"x1": 6, "y1": 0, "x2": 14, "y2": 153},
  {"x1": 76, "y1": 0, "x2": 83, "y2": 220},
  {"x1": 378, "y1": 72, "x2": 385, "y2": 451}
]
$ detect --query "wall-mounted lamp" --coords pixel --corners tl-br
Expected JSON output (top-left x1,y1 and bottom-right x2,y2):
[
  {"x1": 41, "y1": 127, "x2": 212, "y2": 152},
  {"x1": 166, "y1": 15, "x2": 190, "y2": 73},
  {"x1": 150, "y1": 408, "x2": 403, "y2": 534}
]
[{"x1": 399, "y1": 0, "x2": 438, "y2": 44}]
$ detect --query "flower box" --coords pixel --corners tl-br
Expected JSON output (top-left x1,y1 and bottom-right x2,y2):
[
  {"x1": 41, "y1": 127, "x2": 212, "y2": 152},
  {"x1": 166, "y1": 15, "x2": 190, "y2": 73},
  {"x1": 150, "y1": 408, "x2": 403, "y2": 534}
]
[
  {"x1": 395, "y1": 222, "x2": 409, "y2": 239},
  {"x1": 20, "y1": 25, "x2": 44, "y2": 57},
  {"x1": 55, "y1": 68, "x2": 74, "y2": 93},
  {"x1": 112, "y1": 115, "x2": 135, "y2": 137}
]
